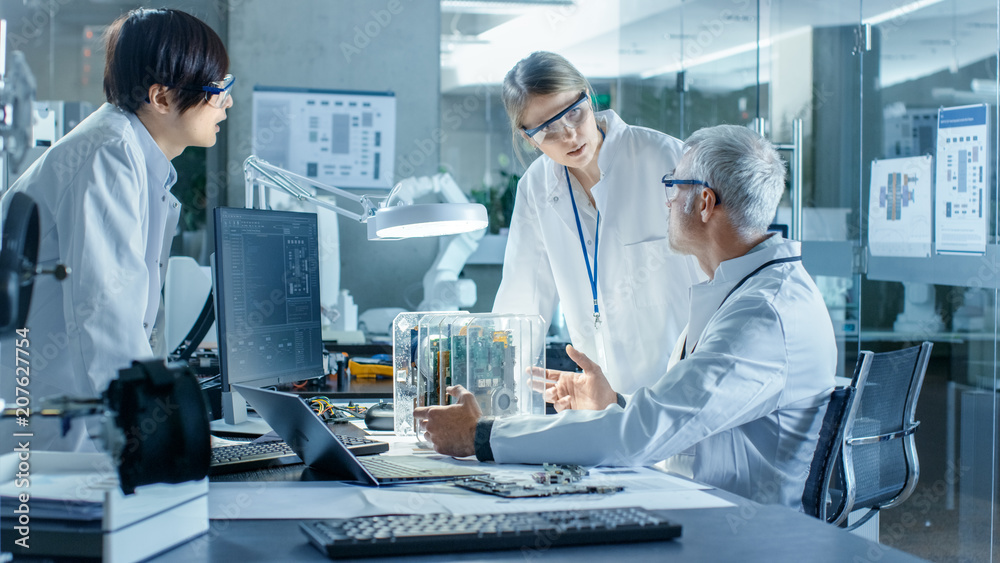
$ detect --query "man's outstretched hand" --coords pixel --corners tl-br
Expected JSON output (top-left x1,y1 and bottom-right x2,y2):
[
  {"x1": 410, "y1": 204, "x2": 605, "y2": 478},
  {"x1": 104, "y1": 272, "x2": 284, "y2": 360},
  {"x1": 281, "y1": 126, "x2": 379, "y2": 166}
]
[
  {"x1": 534, "y1": 345, "x2": 618, "y2": 412},
  {"x1": 412, "y1": 385, "x2": 481, "y2": 457}
]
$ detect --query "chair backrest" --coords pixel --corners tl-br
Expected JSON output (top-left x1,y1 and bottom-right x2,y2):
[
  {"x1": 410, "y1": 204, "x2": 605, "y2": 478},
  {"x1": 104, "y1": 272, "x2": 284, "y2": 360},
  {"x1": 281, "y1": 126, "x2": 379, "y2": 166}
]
[
  {"x1": 801, "y1": 351, "x2": 872, "y2": 523},
  {"x1": 839, "y1": 341, "x2": 932, "y2": 528}
]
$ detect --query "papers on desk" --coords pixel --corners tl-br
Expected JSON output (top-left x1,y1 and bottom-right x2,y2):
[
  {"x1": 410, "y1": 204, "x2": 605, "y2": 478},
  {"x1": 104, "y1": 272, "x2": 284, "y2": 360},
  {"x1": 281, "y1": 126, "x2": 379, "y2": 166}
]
[
  {"x1": 377, "y1": 465, "x2": 732, "y2": 517},
  {"x1": 0, "y1": 452, "x2": 208, "y2": 562},
  {"x1": 208, "y1": 462, "x2": 733, "y2": 520}
]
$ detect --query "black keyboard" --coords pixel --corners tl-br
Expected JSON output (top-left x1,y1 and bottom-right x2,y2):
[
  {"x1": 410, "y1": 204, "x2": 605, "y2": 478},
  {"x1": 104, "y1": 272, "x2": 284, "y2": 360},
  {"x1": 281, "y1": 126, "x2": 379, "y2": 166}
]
[
  {"x1": 210, "y1": 436, "x2": 389, "y2": 475},
  {"x1": 300, "y1": 507, "x2": 682, "y2": 558}
]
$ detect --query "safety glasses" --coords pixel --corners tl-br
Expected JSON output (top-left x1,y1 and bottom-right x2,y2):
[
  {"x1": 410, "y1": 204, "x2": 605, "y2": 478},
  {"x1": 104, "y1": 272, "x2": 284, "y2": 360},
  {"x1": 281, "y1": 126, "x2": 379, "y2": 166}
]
[
  {"x1": 200, "y1": 74, "x2": 235, "y2": 108},
  {"x1": 661, "y1": 175, "x2": 720, "y2": 205},
  {"x1": 522, "y1": 91, "x2": 591, "y2": 145}
]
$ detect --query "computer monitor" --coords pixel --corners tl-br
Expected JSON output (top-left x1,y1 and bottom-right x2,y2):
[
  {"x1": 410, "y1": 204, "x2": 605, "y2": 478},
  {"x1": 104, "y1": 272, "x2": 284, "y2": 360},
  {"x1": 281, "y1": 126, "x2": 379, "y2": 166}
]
[{"x1": 212, "y1": 207, "x2": 324, "y2": 425}]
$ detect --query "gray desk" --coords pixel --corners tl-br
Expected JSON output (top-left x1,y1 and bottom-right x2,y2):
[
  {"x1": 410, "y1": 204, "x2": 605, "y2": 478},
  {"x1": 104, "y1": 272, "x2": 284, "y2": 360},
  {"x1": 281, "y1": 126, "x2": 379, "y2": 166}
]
[{"x1": 151, "y1": 486, "x2": 927, "y2": 562}]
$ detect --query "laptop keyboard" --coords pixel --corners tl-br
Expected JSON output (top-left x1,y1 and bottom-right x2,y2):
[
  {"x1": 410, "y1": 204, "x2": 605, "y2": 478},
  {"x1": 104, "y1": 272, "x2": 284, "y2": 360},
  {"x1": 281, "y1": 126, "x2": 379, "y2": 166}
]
[
  {"x1": 300, "y1": 507, "x2": 682, "y2": 558},
  {"x1": 210, "y1": 435, "x2": 389, "y2": 475},
  {"x1": 359, "y1": 456, "x2": 433, "y2": 478}
]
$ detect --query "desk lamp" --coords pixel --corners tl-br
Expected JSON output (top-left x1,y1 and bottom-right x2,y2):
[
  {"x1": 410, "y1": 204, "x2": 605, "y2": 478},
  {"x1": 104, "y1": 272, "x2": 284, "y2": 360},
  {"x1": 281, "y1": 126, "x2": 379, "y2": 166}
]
[{"x1": 243, "y1": 155, "x2": 489, "y2": 239}]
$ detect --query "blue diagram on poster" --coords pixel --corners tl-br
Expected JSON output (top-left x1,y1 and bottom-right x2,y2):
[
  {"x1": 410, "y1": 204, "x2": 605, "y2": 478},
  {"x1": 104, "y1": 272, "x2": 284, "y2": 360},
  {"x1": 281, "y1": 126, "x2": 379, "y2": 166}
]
[
  {"x1": 934, "y1": 103, "x2": 989, "y2": 255},
  {"x1": 868, "y1": 155, "x2": 932, "y2": 257}
]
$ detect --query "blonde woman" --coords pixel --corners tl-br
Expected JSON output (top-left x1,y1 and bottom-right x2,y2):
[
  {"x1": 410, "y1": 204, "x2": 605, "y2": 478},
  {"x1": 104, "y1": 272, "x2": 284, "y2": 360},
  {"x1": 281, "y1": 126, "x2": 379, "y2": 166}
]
[{"x1": 493, "y1": 51, "x2": 701, "y2": 394}]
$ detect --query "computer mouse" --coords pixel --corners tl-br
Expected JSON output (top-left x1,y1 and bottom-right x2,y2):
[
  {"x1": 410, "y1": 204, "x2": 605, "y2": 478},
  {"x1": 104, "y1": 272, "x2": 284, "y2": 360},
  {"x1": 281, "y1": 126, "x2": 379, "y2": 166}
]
[{"x1": 364, "y1": 403, "x2": 394, "y2": 432}]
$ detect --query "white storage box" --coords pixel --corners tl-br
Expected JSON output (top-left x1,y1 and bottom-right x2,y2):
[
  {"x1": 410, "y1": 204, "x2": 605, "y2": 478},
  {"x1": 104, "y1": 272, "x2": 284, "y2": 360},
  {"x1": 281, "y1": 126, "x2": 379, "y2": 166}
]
[{"x1": 0, "y1": 451, "x2": 208, "y2": 562}]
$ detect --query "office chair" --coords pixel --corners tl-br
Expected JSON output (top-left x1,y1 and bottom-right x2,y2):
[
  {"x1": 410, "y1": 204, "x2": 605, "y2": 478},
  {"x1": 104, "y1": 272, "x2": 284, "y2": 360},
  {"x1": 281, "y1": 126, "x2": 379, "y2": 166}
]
[
  {"x1": 802, "y1": 351, "x2": 871, "y2": 524},
  {"x1": 803, "y1": 342, "x2": 932, "y2": 529}
]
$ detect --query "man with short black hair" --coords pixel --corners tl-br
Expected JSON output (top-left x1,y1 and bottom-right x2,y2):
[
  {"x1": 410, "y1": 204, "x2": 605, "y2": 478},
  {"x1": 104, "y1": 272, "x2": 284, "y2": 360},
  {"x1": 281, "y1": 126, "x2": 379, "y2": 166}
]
[
  {"x1": 414, "y1": 125, "x2": 837, "y2": 509},
  {"x1": 0, "y1": 8, "x2": 233, "y2": 451}
]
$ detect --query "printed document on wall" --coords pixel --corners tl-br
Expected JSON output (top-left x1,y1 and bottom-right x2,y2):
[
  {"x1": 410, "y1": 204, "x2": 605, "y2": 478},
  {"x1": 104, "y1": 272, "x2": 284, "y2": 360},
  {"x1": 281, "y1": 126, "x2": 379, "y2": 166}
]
[
  {"x1": 252, "y1": 86, "x2": 396, "y2": 190},
  {"x1": 868, "y1": 156, "x2": 932, "y2": 257},
  {"x1": 935, "y1": 103, "x2": 989, "y2": 255}
]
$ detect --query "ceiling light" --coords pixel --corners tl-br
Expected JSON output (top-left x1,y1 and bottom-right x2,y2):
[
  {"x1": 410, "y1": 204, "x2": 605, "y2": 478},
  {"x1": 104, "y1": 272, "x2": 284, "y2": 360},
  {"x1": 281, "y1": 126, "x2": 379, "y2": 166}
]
[{"x1": 862, "y1": 0, "x2": 947, "y2": 26}]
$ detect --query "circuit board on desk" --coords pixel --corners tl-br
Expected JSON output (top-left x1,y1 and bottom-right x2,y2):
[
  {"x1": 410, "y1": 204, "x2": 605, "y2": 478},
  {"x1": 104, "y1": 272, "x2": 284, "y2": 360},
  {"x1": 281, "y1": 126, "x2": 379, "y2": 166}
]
[{"x1": 454, "y1": 475, "x2": 624, "y2": 498}]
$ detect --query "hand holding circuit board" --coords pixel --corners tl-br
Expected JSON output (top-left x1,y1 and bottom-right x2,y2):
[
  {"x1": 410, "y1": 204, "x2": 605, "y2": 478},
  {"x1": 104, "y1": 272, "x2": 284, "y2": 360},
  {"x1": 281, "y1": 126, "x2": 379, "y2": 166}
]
[{"x1": 413, "y1": 385, "x2": 481, "y2": 458}]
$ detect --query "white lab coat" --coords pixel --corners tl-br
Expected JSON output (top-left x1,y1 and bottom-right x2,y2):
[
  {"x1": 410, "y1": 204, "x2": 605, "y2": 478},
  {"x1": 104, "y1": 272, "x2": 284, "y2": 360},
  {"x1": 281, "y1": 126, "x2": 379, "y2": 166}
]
[
  {"x1": 0, "y1": 103, "x2": 179, "y2": 451},
  {"x1": 493, "y1": 110, "x2": 702, "y2": 394},
  {"x1": 489, "y1": 238, "x2": 837, "y2": 508}
]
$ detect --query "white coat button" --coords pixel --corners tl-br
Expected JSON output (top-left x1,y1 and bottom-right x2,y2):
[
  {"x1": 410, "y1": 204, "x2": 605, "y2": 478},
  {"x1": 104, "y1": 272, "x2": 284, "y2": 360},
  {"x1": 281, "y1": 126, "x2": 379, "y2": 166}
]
[
  {"x1": 143, "y1": 323, "x2": 148, "y2": 329},
  {"x1": 162, "y1": 195, "x2": 166, "y2": 201},
  {"x1": 172, "y1": 202, "x2": 179, "y2": 208},
  {"x1": 553, "y1": 196, "x2": 559, "y2": 202},
  {"x1": 587, "y1": 240, "x2": 593, "y2": 245}
]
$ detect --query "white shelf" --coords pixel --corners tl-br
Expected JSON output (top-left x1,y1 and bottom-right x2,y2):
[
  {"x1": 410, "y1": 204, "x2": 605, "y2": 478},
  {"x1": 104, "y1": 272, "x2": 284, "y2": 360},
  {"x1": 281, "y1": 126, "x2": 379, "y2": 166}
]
[{"x1": 466, "y1": 233, "x2": 508, "y2": 265}]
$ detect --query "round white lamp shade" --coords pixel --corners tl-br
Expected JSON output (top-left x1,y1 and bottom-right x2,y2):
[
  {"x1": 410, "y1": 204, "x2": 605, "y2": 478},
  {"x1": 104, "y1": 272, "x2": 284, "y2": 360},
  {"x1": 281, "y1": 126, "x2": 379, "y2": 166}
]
[{"x1": 373, "y1": 203, "x2": 488, "y2": 239}]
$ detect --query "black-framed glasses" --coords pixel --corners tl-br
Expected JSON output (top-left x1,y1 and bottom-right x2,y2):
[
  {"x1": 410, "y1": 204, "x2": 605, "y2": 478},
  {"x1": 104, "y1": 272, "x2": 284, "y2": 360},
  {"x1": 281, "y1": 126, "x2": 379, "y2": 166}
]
[
  {"x1": 171, "y1": 74, "x2": 235, "y2": 108},
  {"x1": 522, "y1": 91, "x2": 591, "y2": 144},
  {"x1": 661, "y1": 175, "x2": 720, "y2": 205}
]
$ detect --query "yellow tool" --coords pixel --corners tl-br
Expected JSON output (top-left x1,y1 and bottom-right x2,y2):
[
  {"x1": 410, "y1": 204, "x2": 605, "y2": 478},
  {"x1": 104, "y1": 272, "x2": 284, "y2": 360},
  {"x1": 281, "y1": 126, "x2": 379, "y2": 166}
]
[{"x1": 349, "y1": 357, "x2": 393, "y2": 379}]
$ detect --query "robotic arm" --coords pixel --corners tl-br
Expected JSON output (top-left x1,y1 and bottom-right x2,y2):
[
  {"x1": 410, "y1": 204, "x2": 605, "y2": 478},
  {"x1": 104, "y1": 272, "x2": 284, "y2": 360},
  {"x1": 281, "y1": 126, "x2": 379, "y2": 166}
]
[
  {"x1": 388, "y1": 173, "x2": 485, "y2": 311},
  {"x1": 0, "y1": 20, "x2": 36, "y2": 177}
]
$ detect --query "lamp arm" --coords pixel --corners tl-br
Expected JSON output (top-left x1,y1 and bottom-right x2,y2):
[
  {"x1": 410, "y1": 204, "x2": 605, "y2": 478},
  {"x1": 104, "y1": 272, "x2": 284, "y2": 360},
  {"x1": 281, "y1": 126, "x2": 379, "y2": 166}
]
[
  {"x1": 252, "y1": 177, "x2": 366, "y2": 222},
  {"x1": 243, "y1": 155, "x2": 383, "y2": 222},
  {"x1": 383, "y1": 173, "x2": 467, "y2": 207}
]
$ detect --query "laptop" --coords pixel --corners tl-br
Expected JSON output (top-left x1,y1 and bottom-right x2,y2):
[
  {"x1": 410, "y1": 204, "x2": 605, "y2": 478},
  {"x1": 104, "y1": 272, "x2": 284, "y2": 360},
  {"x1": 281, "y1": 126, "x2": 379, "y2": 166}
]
[{"x1": 233, "y1": 385, "x2": 486, "y2": 485}]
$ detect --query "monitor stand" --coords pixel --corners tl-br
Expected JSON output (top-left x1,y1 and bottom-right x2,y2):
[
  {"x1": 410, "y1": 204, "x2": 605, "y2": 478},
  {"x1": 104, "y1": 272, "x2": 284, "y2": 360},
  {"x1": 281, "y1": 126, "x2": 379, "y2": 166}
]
[
  {"x1": 210, "y1": 417, "x2": 272, "y2": 437},
  {"x1": 210, "y1": 389, "x2": 273, "y2": 437}
]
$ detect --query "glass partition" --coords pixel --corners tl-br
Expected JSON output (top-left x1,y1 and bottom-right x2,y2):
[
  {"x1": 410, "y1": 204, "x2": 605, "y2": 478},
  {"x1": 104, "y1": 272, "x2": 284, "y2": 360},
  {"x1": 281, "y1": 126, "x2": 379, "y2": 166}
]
[
  {"x1": 767, "y1": 1, "x2": 869, "y2": 394},
  {"x1": 6, "y1": 0, "x2": 1000, "y2": 558},
  {"x1": 445, "y1": 1, "x2": 1000, "y2": 559},
  {"x1": 860, "y1": 0, "x2": 998, "y2": 559}
]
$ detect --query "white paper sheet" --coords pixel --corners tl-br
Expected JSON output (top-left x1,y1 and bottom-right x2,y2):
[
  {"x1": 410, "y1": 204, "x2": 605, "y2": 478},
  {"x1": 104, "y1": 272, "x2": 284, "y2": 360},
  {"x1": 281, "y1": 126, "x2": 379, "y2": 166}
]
[
  {"x1": 868, "y1": 155, "x2": 933, "y2": 257},
  {"x1": 935, "y1": 103, "x2": 989, "y2": 255},
  {"x1": 207, "y1": 463, "x2": 730, "y2": 520}
]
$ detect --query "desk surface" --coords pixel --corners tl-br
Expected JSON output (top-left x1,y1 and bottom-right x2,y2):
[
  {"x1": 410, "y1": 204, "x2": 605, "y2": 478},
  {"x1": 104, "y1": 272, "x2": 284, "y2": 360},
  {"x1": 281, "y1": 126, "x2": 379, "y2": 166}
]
[{"x1": 151, "y1": 484, "x2": 927, "y2": 563}]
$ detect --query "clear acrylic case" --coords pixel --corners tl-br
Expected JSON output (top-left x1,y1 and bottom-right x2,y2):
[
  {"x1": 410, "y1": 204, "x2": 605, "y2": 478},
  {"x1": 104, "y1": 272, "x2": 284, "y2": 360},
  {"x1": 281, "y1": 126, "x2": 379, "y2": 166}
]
[
  {"x1": 394, "y1": 312, "x2": 545, "y2": 436},
  {"x1": 391, "y1": 311, "x2": 463, "y2": 436},
  {"x1": 449, "y1": 315, "x2": 546, "y2": 419}
]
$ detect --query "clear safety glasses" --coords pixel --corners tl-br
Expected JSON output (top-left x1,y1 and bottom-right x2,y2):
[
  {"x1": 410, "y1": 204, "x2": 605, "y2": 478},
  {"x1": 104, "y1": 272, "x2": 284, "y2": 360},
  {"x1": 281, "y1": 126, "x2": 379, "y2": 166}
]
[
  {"x1": 661, "y1": 175, "x2": 720, "y2": 205},
  {"x1": 522, "y1": 91, "x2": 592, "y2": 145},
  {"x1": 200, "y1": 74, "x2": 235, "y2": 108}
]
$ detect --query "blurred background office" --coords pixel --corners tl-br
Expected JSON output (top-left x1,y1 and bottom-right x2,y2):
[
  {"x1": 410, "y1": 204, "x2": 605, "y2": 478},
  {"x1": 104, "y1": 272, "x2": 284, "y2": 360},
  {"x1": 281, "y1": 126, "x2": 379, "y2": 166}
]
[{"x1": 1, "y1": 1, "x2": 999, "y2": 560}]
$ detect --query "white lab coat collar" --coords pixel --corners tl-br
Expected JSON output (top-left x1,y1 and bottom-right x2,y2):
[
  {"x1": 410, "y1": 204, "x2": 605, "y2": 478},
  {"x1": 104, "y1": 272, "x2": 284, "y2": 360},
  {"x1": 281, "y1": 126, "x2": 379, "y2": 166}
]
[
  {"x1": 684, "y1": 237, "x2": 801, "y2": 355},
  {"x1": 592, "y1": 110, "x2": 625, "y2": 189},
  {"x1": 125, "y1": 109, "x2": 177, "y2": 190},
  {"x1": 711, "y1": 233, "x2": 788, "y2": 284}
]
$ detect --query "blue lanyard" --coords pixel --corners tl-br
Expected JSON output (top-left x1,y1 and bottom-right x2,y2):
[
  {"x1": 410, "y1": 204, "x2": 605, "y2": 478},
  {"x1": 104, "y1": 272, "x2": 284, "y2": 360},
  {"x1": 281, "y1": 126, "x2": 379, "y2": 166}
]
[
  {"x1": 565, "y1": 166, "x2": 601, "y2": 329},
  {"x1": 680, "y1": 255, "x2": 802, "y2": 359}
]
